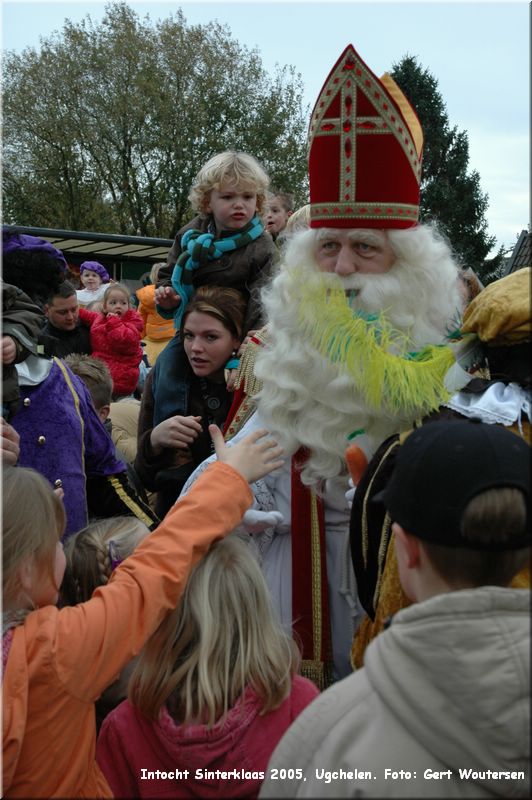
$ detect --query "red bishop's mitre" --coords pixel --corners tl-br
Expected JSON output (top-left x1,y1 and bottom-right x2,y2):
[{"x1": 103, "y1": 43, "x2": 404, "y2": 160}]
[{"x1": 308, "y1": 44, "x2": 424, "y2": 229}]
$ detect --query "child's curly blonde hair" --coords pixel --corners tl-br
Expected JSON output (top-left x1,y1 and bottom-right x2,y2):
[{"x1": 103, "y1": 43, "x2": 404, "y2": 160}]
[{"x1": 189, "y1": 151, "x2": 270, "y2": 216}]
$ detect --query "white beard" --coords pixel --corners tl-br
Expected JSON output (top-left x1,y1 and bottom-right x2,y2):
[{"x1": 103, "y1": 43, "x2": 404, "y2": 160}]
[{"x1": 254, "y1": 225, "x2": 464, "y2": 488}]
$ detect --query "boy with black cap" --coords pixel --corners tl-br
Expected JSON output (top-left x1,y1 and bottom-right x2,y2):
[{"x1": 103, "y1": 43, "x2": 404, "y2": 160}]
[{"x1": 260, "y1": 419, "x2": 530, "y2": 799}]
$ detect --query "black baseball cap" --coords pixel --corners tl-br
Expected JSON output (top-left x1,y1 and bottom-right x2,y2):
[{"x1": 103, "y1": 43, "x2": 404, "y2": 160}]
[{"x1": 377, "y1": 419, "x2": 530, "y2": 550}]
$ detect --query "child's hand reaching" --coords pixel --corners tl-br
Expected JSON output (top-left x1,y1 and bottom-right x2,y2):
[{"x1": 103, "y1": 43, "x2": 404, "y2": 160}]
[
  {"x1": 155, "y1": 286, "x2": 181, "y2": 310},
  {"x1": 209, "y1": 425, "x2": 283, "y2": 484}
]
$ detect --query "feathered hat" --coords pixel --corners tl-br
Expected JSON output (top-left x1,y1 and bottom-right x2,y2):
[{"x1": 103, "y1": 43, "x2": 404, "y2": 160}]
[{"x1": 308, "y1": 44, "x2": 423, "y2": 229}]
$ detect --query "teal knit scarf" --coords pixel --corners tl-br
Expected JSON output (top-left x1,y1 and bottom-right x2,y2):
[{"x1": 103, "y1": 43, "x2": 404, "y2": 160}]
[{"x1": 170, "y1": 214, "x2": 264, "y2": 328}]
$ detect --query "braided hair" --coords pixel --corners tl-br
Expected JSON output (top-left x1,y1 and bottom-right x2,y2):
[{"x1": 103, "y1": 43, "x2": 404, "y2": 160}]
[{"x1": 61, "y1": 517, "x2": 150, "y2": 606}]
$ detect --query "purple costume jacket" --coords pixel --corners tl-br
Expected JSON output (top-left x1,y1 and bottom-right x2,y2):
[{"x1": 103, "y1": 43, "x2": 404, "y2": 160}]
[{"x1": 13, "y1": 357, "x2": 127, "y2": 537}]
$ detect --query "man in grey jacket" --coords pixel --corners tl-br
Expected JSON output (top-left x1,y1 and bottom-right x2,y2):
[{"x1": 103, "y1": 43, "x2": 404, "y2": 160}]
[{"x1": 260, "y1": 420, "x2": 530, "y2": 799}]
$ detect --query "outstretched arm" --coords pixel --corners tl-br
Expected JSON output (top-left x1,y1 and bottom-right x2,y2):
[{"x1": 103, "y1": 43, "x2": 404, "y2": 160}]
[
  {"x1": 78, "y1": 307, "x2": 99, "y2": 326},
  {"x1": 55, "y1": 422, "x2": 283, "y2": 700},
  {"x1": 210, "y1": 424, "x2": 284, "y2": 484}
]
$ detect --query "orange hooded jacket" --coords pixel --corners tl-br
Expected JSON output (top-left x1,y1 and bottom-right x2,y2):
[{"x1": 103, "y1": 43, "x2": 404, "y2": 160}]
[
  {"x1": 2, "y1": 463, "x2": 252, "y2": 798},
  {"x1": 136, "y1": 284, "x2": 174, "y2": 342}
]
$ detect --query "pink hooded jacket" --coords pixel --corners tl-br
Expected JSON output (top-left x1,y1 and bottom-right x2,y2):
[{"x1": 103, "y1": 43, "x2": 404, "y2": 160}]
[{"x1": 96, "y1": 677, "x2": 319, "y2": 798}]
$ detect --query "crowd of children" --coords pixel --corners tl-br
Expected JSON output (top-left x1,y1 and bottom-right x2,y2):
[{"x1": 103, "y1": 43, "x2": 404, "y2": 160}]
[
  {"x1": 2, "y1": 48, "x2": 530, "y2": 799},
  {"x1": 2, "y1": 427, "x2": 284, "y2": 797}
]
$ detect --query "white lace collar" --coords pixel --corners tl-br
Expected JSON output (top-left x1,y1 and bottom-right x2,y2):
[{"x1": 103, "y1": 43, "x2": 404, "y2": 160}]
[{"x1": 445, "y1": 382, "x2": 531, "y2": 434}]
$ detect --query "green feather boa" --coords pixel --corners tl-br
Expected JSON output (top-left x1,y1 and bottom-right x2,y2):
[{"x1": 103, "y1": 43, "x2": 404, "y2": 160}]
[{"x1": 295, "y1": 269, "x2": 457, "y2": 418}]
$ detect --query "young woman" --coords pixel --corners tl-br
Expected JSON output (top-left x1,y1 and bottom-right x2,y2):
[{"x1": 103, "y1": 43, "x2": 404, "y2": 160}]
[{"x1": 134, "y1": 285, "x2": 246, "y2": 517}]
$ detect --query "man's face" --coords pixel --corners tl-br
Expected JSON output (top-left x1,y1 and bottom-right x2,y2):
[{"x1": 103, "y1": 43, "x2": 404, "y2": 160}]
[
  {"x1": 45, "y1": 295, "x2": 79, "y2": 331},
  {"x1": 314, "y1": 228, "x2": 396, "y2": 276}
]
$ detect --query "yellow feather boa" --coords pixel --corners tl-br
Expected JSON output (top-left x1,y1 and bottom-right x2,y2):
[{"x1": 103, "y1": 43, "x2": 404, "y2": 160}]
[{"x1": 296, "y1": 270, "x2": 456, "y2": 417}]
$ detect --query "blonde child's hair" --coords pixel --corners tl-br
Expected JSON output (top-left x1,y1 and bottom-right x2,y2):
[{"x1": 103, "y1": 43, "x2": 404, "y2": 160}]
[
  {"x1": 150, "y1": 262, "x2": 165, "y2": 285},
  {"x1": 103, "y1": 283, "x2": 131, "y2": 307},
  {"x1": 129, "y1": 534, "x2": 300, "y2": 726},
  {"x1": 61, "y1": 517, "x2": 151, "y2": 605},
  {"x1": 189, "y1": 151, "x2": 270, "y2": 216},
  {"x1": 285, "y1": 204, "x2": 311, "y2": 234},
  {"x1": 3, "y1": 466, "x2": 65, "y2": 608}
]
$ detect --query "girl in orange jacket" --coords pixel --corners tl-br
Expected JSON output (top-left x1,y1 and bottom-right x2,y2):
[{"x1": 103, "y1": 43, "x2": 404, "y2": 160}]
[{"x1": 2, "y1": 426, "x2": 283, "y2": 798}]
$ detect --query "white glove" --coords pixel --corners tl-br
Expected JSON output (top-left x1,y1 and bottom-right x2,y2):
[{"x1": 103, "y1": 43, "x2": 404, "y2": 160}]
[
  {"x1": 241, "y1": 509, "x2": 284, "y2": 534},
  {"x1": 345, "y1": 477, "x2": 356, "y2": 510}
]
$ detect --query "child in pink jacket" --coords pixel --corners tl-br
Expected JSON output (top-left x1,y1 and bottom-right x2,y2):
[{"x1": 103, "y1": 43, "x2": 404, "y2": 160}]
[
  {"x1": 79, "y1": 283, "x2": 143, "y2": 398},
  {"x1": 96, "y1": 534, "x2": 319, "y2": 798}
]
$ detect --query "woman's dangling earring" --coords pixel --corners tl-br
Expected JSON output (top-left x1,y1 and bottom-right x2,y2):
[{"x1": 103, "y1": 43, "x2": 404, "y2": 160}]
[{"x1": 225, "y1": 349, "x2": 240, "y2": 371}]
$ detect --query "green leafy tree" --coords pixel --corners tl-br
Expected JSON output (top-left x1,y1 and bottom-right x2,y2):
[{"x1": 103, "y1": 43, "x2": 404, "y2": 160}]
[
  {"x1": 391, "y1": 55, "x2": 504, "y2": 281},
  {"x1": 3, "y1": 2, "x2": 308, "y2": 236}
]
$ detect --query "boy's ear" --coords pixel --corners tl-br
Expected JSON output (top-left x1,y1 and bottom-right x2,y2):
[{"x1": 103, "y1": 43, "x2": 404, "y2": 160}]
[
  {"x1": 98, "y1": 404, "x2": 111, "y2": 422},
  {"x1": 43, "y1": 304, "x2": 50, "y2": 318},
  {"x1": 393, "y1": 523, "x2": 421, "y2": 569}
]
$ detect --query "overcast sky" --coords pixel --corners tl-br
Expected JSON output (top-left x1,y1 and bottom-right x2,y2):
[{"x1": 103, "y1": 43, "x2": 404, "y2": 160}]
[{"x1": 2, "y1": 0, "x2": 529, "y2": 256}]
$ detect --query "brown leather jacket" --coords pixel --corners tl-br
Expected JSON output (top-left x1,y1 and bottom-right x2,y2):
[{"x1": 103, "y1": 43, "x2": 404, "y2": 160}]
[{"x1": 158, "y1": 215, "x2": 277, "y2": 333}]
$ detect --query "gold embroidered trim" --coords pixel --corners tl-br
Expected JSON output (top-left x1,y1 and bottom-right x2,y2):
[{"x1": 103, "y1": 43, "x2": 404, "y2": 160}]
[
  {"x1": 54, "y1": 356, "x2": 88, "y2": 524},
  {"x1": 225, "y1": 399, "x2": 257, "y2": 442},
  {"x1": 301, "y1": 659, "x2": 332, "y2": 691},
  {"x1": 312, "y1": 124, "x2": 396, "y2": 138},
  {"x1": 233, "y1": 327, "x2": 269, "y2": 396},
  {"x1": 358, "y1": 74, "x2": 421, "y2": 181},
  {"x1": 311, "y1": 201, "x2": 419, "y2": 224},
  {"x1": 373, "y1": 511, "x2": 392, "y2": 610},
  {"x1": 309, "y1": 490, "x2": 323, "y2": 663},
  {"x1": 361, "y1": 439, "x2": 400, "y2": 569},
  {"x1": 340, "y1": 81, "x2": 354, "y2": 204},
  {"x1": 357, "y1": 115, "x2": 385, "y2": 127},
  {"x1": 309, "y1": 47, "x2": 421, "y2": 181},
  {"x1": 108, "y1": 475, "x2": 154, "y2": 528},
  {"x1": 225, "y1": 327, "x2": 269, "y2": 441}
]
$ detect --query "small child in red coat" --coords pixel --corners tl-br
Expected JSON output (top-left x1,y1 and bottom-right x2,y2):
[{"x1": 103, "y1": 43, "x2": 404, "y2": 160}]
[{"x1": 79, "y1": 283, "x2": 143, "y2": 399}]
